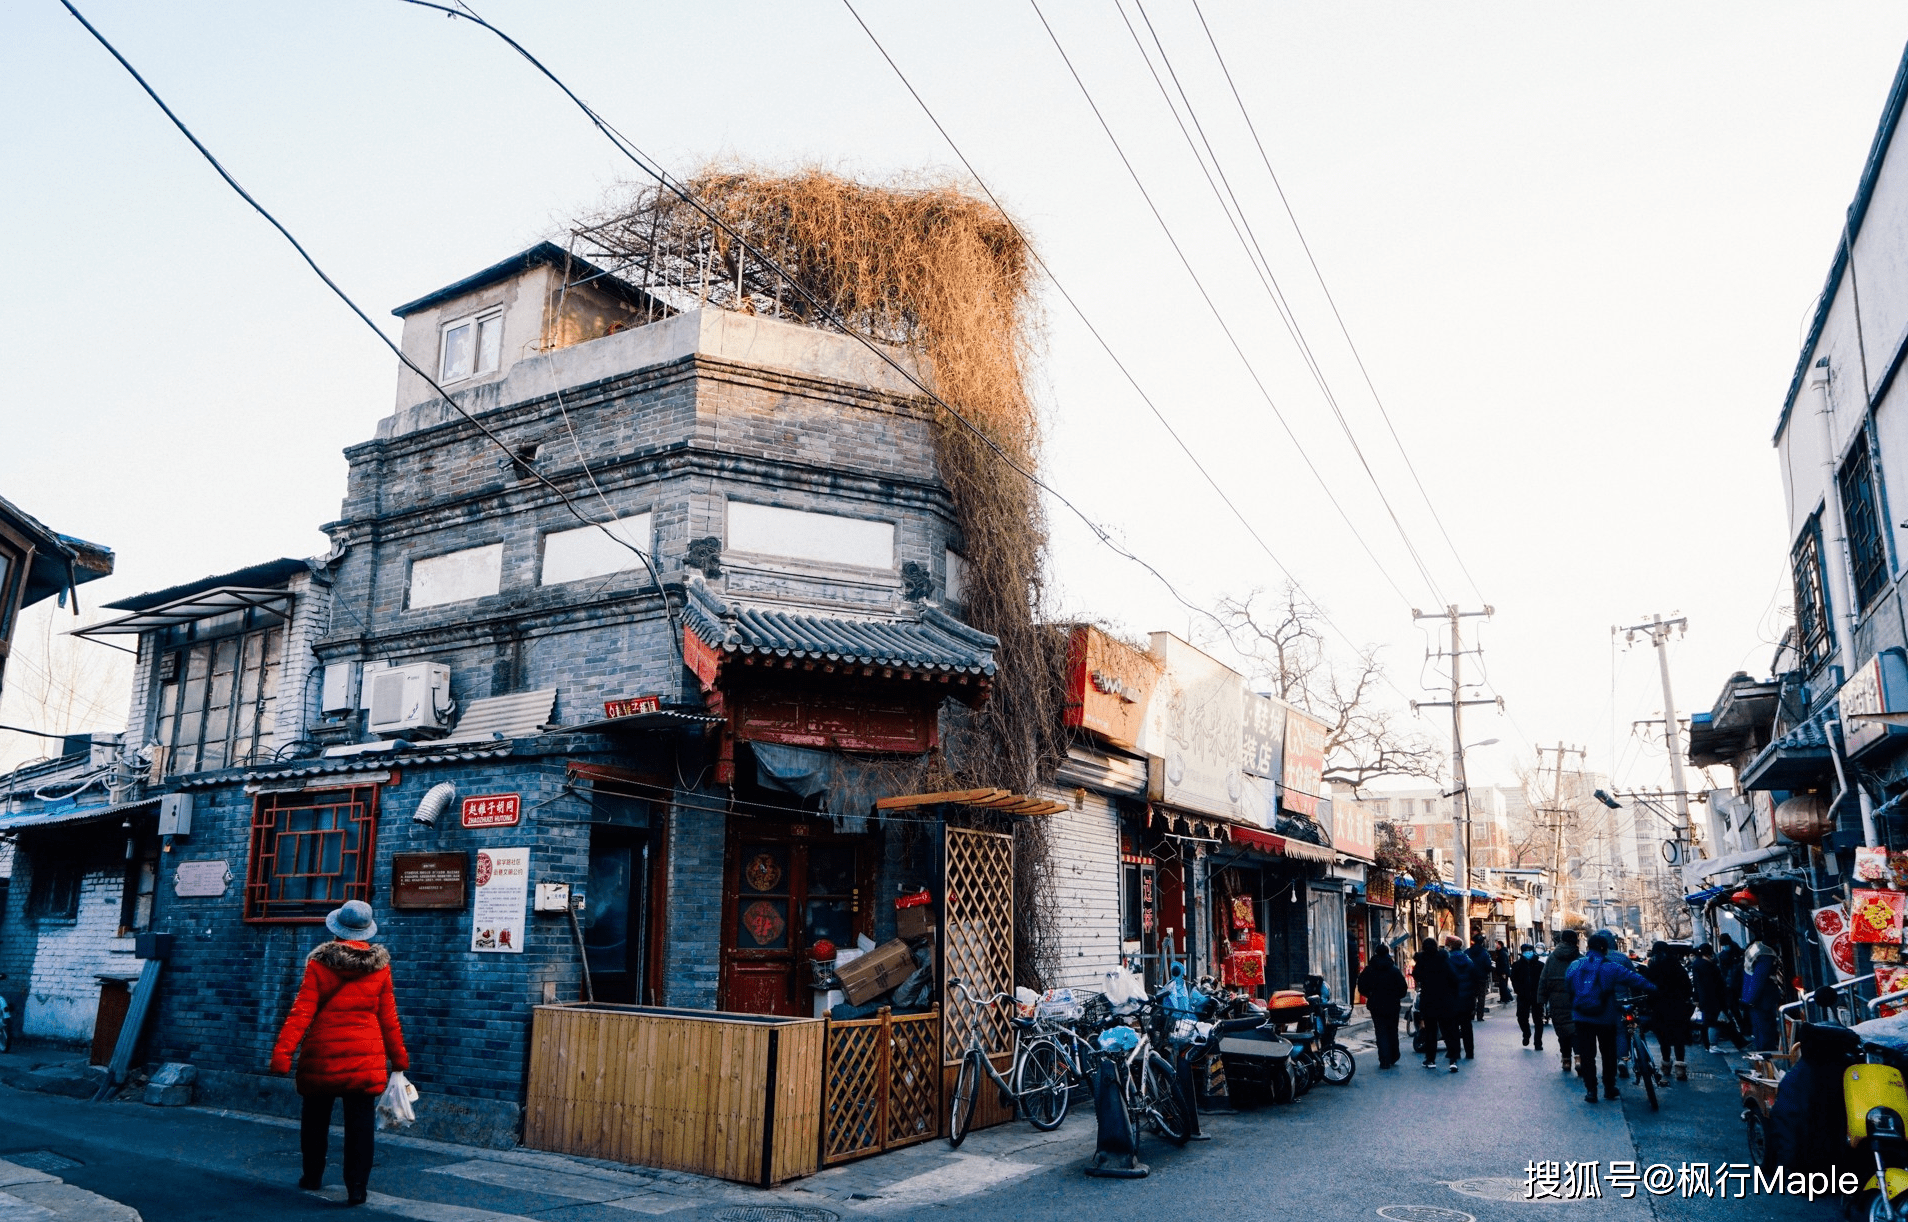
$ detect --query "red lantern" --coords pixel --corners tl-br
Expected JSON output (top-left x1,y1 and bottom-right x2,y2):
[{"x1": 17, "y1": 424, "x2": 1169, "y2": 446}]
[
  {"x1": 1774, "y1": 793, "x2": 1835, "y2": 844},
  {"x1": 1730, "y1": 888, "x2": 1759, "y2": 908}
]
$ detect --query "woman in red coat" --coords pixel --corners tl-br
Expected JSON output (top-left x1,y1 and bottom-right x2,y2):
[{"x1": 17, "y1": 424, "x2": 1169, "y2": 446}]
[{"x1": 271, "y1": 901, "x2": 408, "y2": 1205}]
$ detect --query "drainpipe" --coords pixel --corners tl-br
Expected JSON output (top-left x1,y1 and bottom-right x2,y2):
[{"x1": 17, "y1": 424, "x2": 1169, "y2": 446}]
[{"x1": 1825, "y1": 718, "x2": 1878, "y2": 848}]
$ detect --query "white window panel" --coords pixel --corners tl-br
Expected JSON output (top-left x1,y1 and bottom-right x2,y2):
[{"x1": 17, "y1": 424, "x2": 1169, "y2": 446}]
[
  {"x1": 440, "y1": 309, "x2": 503, "y2": 383},
  {"x1": 440, "y1": 320, "x2": 473, "y2": 381},
  {"x1": 726, "y1": 502, "x2": 894, "y2": 570},
  {"x1": 409, "y1": 543, "x2": 503, "y2": 609},
  {"x1": 945, "y1": 549, "x2": 967, "y2": 604},
  {"x1": 476, "y1": 313, "x2": 503, "y2": 375},
  {"x1": 540, "y1": 513, "x2": 653, "y2": 586}
]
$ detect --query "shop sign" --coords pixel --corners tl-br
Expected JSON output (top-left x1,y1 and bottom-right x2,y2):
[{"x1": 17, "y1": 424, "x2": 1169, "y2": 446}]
[
  {"x1": 470, "y1": 847, "x2": 530, "y2": 953},
  {"x1": 603, "y1": 694, "x2": 662, "y2": 719},
  {"x1": 1852, "y1": 888, "x2": 1906, "y2": 944},
  {"x1": 461, "y1": 793, "x2": 521, "y2": 828},
  {"x1": 173, "y1": 859, "x2": 230, "y2": 898},
  {"x1": 1334, "y1": 796, "x2": 1375, "y2": 861},
  {"x1": 1138, "y1": 633, "x2": 1250, "y2": 822},
  {"x1": 1813, "y1": 904, "x2": 1858, "y2": 980},
  {"x1": 1841, "y1": 650, "x2": 1908, "y2": 757},
  {"x1": 1281, "y1": 707, "x2": 1330, "y2": 819},
  {"x1": 392, "y1": 852, "x2": 468, "y2": 910},
  {"x1": 1242, "y1": 692, "x2": 1285, "y2": 780},
  {"x1": 1063, "y1": 626, "x2": 1160, "y2": 750}
]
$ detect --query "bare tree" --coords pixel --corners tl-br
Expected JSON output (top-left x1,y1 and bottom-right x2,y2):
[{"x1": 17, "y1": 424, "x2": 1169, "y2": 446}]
[
  {"x1": 0, "y1": 602, "x2": 132, "y2": 773},
  {"x1": 1208, "y1": 584, "x2": 1443, "y2": 798}
]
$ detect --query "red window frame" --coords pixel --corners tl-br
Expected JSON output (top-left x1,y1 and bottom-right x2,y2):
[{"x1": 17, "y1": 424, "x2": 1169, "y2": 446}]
[{"x1": 244, "y1": 785, "x2": 379, "y2": 923}]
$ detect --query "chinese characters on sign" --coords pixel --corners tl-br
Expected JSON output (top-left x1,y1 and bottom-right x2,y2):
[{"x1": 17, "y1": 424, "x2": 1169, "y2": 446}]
[
  {"x1": 1242, "y1": 692, "x2": 1285, "y2": 781},
  {"x1": 1280, "y1": 707, "x2": 1329, "y2": 818},
  {"x1": 470, "y1": 846, "x2": 529, "y2": 954},
  {"x1": 172, "y1": 860, "x2": 230, "y2": 898},
  {"x1": 1525, "y1": 1160, "x2": 1860, "y2": 1201},
  {"x1": 460, "y1": 793, "x2": 521, "y2": 829},
  {"x1": 391, "y1": 852, "x2": 468, "y2": 910},
  {"x1": 603, "y1": 695, "x2": 661, "y2": 719}
]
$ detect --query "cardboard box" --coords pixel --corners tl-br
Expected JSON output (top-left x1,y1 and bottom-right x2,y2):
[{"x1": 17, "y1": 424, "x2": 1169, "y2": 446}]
[
  {"x1": 896, "y1": 905, "x2": 936, "y2": 942},
  {"x1": 835, "y1": 938, "x2": 915, "y2": 1005}
]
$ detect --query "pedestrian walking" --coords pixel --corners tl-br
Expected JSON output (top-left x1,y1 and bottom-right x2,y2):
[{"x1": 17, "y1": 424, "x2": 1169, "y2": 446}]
[
  {"x1": 1566, "y1": 930, "x2": 1656, "y2": 1104},
  {"x1": 1413, "y1": 938, "x2": 1463, "y2": 1073},
  {"x1": 1446, "y1": 935, "x2": 1478, "y2": 1058},
  {"x1": 1358, "y1": 943, "x2": 1410, "y2": 1069},
  {"x1": 1718, "y1": 934, "x2": 1747, "y2": 1041},
  {"x1": 270, "y1": 901, "x2": 409, "y2": 1206},
  {"x1": 1742, "y1": 940, "x2": 1785, "y2": 1052},
  {"x1": 1539, "y1": 929, "x2": 1581, "y2": 1073},
  {"x1": 1642, "y1": 941, "x2": 1693, "y2": 1081},
  {"x1": 1491, "y1": 940, "x2": 1513, "y2": 1004},
  {"x1": 1509, "y1": 942, "x2": 1545, "y2": 1050},
  {"x1": 1469, "y1": 934, "x2": 1492, "y2": 1019},
  {"x1": 1689, "y1": 944, "x2": 1740, "y2": 1052}
]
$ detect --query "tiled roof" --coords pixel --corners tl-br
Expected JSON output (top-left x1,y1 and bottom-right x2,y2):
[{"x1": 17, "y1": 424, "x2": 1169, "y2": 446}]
[
  {"x1": 1770, "y1": 718, "x2": 1832, "y2": 750},
  {"x1": 173, "y1": 745, "x2": 515, "y2": 788},
  {"x1": 681, "y1": 578, "x2": 997, "y2": 676}
]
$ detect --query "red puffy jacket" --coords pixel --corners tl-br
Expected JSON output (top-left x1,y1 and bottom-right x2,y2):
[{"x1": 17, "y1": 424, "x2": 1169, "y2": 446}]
[{"x1": 270, "y1": 940, "x2": 409, "y2": 1096}]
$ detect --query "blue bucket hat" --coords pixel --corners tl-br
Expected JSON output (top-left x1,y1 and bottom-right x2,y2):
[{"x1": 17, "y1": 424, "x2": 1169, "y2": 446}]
[{"x1": 325, "y1": 900, "x2": 378, "y2": 941}]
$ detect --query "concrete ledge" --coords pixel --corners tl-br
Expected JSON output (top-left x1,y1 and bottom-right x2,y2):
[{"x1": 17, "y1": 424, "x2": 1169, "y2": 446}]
[{"x1": 193, "y1": 1069, "x2": 521, "y2": 1150}]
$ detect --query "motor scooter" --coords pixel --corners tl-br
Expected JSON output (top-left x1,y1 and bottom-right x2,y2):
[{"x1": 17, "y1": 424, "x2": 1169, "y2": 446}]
[
  {"x1": 1268, "y1": 976, "x2": 1356, "y2": 1086},
  {"x1": 1196, "y1": 976, "x2": 1298, "y2": 1107}
]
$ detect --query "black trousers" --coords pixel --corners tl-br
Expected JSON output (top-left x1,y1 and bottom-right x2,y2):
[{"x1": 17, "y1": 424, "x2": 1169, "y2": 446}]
[
  {"x1": 1421, "y1": 1014, "x2": 1462, "y2": 1064},
  {"x1": 1654, "y1": 1013, "x2": 1688, "y2": 1063},
  {"x1": 1551, "y1": 1015, "x2": 1575, "y2": 1066},
  {"x1": 301, "y1": 1091, "x2": 377, "y2": 1189},
  {"x1": 1454, "y1": 1011, "x2": 1475, "y2": 1057},
  {"x1": 1516, "y1": 996, "x2": 1544, "y2": 1046},
  {"x1": 1495, "y1": 971, "x2": 1511, "y2": 1003},
  {"x1": 1472, "y1": 989, "x2": 1487, "y2": 1020},
  {"x1": 1370, "y1": 1004, "x2": 1401, "y2": 1067},
  {"x1": 1576, "y1": 1021, "x2": 1619, "y2": 1092}
]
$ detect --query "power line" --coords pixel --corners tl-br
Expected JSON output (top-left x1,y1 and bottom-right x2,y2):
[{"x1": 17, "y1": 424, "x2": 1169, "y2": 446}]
[
  {"x1": 1188, "y1": 0, "x2": 1488, "y2": 605},
  {"x1": 1029, "y1": 0, "x2": 1424, "y2": 610},
  {"x1": 1119, "y1": 0, "x2": 1450, "y2": 608}
]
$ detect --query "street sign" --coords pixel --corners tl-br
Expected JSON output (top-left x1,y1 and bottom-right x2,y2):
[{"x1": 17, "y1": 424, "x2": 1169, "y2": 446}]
[
  {"x1": 461, "y1": 793, "x2": 521, "y2": 828},
  {"x1": 392, "y1": 852, "x2": 468, "y2": 910}
]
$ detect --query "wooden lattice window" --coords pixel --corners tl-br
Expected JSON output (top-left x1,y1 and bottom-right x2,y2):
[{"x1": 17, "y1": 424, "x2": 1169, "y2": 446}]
[{"x1": 245, "y1": 786, "x2": 378, "y2": 923}]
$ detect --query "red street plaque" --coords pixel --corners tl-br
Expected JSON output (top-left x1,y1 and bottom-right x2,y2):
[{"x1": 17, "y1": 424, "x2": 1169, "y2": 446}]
[
  {"x1": 461, "y1": 793, "x2": 521, "y2": 829},
  {"x1": 603, "y1": 695, "x2": 662, "y2": 719}
]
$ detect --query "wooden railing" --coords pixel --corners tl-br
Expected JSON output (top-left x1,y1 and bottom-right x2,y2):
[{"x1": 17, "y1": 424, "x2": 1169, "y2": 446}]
[{"x1": 822, "y1": 1006, "x2": 941, "y2": 1164}]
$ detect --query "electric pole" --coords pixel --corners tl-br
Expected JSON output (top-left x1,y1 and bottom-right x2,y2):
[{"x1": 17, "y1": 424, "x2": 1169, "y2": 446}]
[
  {"x1": 1535, "y1": 742, "x2": 1584, "y2": 942},
  {"x1": 1617, "y1": 615, "x2": 1692, "y2": 865},
  {"x1": 1413, "y1": 605, "x2": 1500, "y2": 940}
]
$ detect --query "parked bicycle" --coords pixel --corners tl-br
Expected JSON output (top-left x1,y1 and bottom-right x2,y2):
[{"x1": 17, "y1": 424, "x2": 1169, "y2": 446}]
[
  {"x1": 1620, "y1": 998, "x2": 1661, "y2": 1110},
  {"x1": 947, "y1": 978, "x2": 1103, "y2": 1145},
  {"x1": 1098, "y1": 998, "x2": 1192, "y2": 1147}
]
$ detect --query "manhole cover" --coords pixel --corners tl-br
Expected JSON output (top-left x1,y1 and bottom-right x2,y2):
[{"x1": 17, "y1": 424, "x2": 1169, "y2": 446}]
[
  {"x1": 2, "y1": 1151, "x2": 82, "y2": 1173},
  {"x1": 1378, "y1": 1209, "x2": 1476, "y2": 1222},
  {"x1": 1445, "y1": 1178, "x2": 1560, "y2": 1202},
  {"x1": 712, "y1": 1209, "x2": 840, "y2": 1222}
]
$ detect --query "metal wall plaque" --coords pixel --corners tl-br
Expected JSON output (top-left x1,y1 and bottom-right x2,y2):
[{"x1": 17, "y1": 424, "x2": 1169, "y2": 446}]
[
  {"x1": 392, "y1": 851, "x2": 468, "y2": 910},
  {"x1": 173, "y1": 859, "x2": 230, "y2": 898}
]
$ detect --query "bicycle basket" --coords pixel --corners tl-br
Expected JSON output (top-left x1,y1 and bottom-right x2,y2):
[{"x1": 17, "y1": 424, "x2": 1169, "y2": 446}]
[{"x1": 1036, "y1": 987, "x2": 1086, "y2": 1021}]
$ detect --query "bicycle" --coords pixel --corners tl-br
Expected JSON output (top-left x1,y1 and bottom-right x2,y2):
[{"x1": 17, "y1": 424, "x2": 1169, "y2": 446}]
[
  {"x1": 947, "y1": 978, "x2": 1093, "y2": 1145},
  {"x1": 1620, "y1": 999, "x2": 1660, "y2": 1111},
  {"x1": 1012, "y1": 1005, "x2": 1101, "y2": 1131},
  {"x1": 1100, "y1": 998, "x2": 1192, "y2": 1147}
]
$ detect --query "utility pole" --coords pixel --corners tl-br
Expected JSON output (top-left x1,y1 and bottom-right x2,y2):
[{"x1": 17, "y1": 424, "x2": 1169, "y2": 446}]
[
  {"x1": 1535, "y1": 742, "x2": 1584, "y2": 940},
  {"x1": 1413, "y1": 605, "x2": 1500, "y2": 940},
  {"x1": 1617, "y1": 616, "x2": 1691, "y2": 866}
]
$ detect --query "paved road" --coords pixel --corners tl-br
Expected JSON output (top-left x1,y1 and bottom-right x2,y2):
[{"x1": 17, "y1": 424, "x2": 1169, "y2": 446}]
[{"x1": 0, "y1": 1006, "x2": 1849, "y2": 1222}]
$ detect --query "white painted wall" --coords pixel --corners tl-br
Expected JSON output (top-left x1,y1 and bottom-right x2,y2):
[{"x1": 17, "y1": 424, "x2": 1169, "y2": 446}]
[
  {"x1": 726, "y1": 502, "x2": 895, "y2": 570},
  {"x1": 408, "y1": 543, "x2": 504, "y2": 609},
  {"x1": 24, "y1": 868, "x2": 136, "y2": 1043},
  {"x1": 540, "y1": 514, "x2": 654, "y2": 587}
]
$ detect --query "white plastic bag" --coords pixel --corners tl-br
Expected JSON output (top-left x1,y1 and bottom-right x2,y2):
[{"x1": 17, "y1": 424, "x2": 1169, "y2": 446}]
[
  {"x1": 1098, "y1": 966, "x2": 1145, "y2": 1012},
  {"x1": 376, "y1": 1070, "x2": 418, "y2": 1130}
]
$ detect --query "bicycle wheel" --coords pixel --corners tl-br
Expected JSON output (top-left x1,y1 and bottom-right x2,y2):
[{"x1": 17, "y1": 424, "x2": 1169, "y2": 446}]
[
  {"x1": 948, "y1": 1049, "x2": 982, "y2": 1147},
  {"x1": 1142, "y1": 1051, "x2": 1192, "y2": 1147},
  {"x1": 1014, "y1": 1039, "x2": 1070, "y2": 1131},
  {"x1": 1321, "y1": 1045, "x2": 1356, "y2": 1085},
  {"x1": 1637, "y1": 1053, "x2": 1658, "y2": 1111}
]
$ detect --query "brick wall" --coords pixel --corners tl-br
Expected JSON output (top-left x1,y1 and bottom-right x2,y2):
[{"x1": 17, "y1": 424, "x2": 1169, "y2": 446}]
[{"x1": 21, "y1": 867, "x2": 137, "y2": 1042}]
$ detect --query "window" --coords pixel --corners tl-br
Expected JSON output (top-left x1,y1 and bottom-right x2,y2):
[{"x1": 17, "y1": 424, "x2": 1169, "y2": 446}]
[
  {"x1": 1840, "y1": 437, "x2": 1891, "y2": 610},
  {"x1": 1792, "y1": 514, "x2": 1833, "y2": 672},
  {"x1": 28, "y1": 858, "x2": 82, "y2": 921},
  {"x1": 408, "y1": 542, "x2": 503, "y2": 609},
  {"x1": 726, "y1": 502, "x2": 894, "y2": 569},
  {"x1": 540, "y1": 514, "x2": 653, "y2": 586},
  {"x1": 244, "y1": 786, "x2": 378, "y2": 923},
  {"x1": 945, "y1": 549, "x2": 966, "y2": 605},
  {"x1": 440, "y1": 310, "x2": 503, "y2": 383},
  {"x1": 152, "y1": 620, "x2": 283, "y2": 775}
]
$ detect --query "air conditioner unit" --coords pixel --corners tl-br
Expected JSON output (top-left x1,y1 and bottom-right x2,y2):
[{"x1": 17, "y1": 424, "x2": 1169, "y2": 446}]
[{"x1": 365, "y1": 662, "x2": 453, "y2": 737}]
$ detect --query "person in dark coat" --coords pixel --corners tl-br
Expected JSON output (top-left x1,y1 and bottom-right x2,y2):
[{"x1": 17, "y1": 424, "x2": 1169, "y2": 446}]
[
  {"x1": 1446, "y1": 935, "x2": 1478, "y2": 1057},
  {"x1": 1689, "y1": 944, "x2": 1739, "y2": 1052},
  {"x1": 1742, "y1": 941, "x2": 1785, "y2": 1051},
  {"x1": 1643, "y1": 941, "x2": 1694, "y2": 1081},
  {"x1": 1718, "y1": 934, "x2": 1747, "y2": 1040},
  {"x1": 271, "y1": 901, "x2": 409, "y2": 1205},
  {"x1": 1491, "y1": 940, "x2": 1513, "y2": 1003},
  {"x1": 1509, "y1": 942, "x2": 1546, "y2": 1050},
  {"x1": 1566, "y1": 931, "x2": 1655, "y2": 1103},
  {"x1": 1358, "y1": 943, "x2": 1410, "y2": 1069},
  {"x1": 1413, "y1": 938, "x2": 1463, "y2": 1072},
  {"x1": 1470, "y1": 934, "x2": 1493, "y2": 1019},
  {"x1": 1539, "y1": 930, "x2": 1581, "y2": 1073}
]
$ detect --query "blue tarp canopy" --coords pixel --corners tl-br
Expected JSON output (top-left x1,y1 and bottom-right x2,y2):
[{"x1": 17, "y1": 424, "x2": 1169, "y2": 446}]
[{"x1": 1684, "y1": 884, "x2": 1734, "y2": 905}]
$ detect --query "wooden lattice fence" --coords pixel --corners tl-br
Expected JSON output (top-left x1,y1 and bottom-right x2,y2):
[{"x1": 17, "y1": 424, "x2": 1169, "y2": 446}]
[
  {"x1": 941, "y1": 825, "x2": 1015, "y2": 1133},
  {"x1": 821, "y1": 1006, "x2": 941, "y2": 1164}
]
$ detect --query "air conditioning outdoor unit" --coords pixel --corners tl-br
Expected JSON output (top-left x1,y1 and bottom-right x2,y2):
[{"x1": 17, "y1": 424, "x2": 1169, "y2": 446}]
[{"x1": 365, "y1": 662, "x2": 453, "y2": 737}]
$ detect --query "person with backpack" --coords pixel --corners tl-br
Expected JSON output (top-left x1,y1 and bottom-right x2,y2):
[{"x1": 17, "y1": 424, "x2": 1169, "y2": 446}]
[
  {"x1": 1358, "y1": 942, "x2": 1410, "y2": 1069},
  {"x1": 1413, "y1": 938, "x2": 1463, "y2": 1072},
  {"x1": 1509, "y1": 942, "x2": 1546, "y2": 1050},
  {"x1": 1445, "y1": 935, "x2": 1480, "y2": 1057},
  {"x1": 1566, "y1": 930, "x2": 1655, "y2": 1103},
  {"x1": 1718, "y1": 934, "x2": 1747, "y2": 1040},
  {"x1": 1540, "y1": 929, "x2": 1581, "y2": 1073},
  {"x1": 271, "y1": 901, "x2": 410, "y2": 1205}
]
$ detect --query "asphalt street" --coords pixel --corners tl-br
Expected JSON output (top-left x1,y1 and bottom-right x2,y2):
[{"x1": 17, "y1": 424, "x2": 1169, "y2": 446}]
[{"x1": 0, "y1": 1005, "x2": 1849, "y2": 1222}]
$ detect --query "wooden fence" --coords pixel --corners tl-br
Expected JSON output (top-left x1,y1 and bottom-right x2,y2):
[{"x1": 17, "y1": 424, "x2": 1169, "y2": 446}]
[
  {"x1": 524, "y1": 1003, "x2": 823, "y2": 1186},
  {"x1": 821, "y1": 1006, "x2": 941, "y2": 1164}
]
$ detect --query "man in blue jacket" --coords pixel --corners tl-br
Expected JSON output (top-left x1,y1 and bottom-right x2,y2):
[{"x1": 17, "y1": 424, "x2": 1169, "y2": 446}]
[
  {"x1": 1444, "y1": 935, "x2": 1478, "y2": 1059},
  {"x1": 1566, "y1": 931, "x2": 1655, "y2": 1103}
]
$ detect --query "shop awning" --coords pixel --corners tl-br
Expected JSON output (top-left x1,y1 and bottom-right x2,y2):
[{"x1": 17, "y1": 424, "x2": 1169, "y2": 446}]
[
  {"x1": 75, "y1": 583, "x2": 296, "y2": 637},
  {"x1": 876, "y1": 788, "x2": 1069, "y2": 816},
  {"x1": 1688, "y1": 844, "x2": 1794, "y2": 884},
  {"x1": 0, "y1": 797, "x2": 158, "y2": 834},
  {"x1": 1684, "y1": 884, "x2": 1734, "y2": 905},
  {"x1": 1225, "y1": 825, "x2": 1336, "y2": 862}
]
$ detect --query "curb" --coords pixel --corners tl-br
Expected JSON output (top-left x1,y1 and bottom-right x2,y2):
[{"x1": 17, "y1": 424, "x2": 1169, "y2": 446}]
[{"x1": 0, "y1": 1159, "x2": 139, "y2": 1222}]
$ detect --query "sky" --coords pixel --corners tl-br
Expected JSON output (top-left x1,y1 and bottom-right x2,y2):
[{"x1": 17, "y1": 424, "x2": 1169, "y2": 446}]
[{"x1": 4, "y1": 1, "x2": 1905, "y2": 797}]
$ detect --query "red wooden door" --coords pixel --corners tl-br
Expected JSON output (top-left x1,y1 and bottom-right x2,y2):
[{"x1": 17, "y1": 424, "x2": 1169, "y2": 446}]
[{"x1": 721, "y1": 831, "x2": 868, "y2": 1016}]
